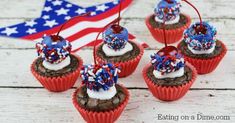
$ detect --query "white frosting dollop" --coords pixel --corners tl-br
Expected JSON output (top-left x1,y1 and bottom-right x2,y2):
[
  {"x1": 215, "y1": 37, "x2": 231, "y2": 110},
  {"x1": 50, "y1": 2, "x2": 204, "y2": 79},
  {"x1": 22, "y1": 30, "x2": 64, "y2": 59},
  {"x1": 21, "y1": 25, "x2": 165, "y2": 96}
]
[
  {"x1": 188, "y1": 43, "x2": 215, "y2": 54},
  {"x1": 87, "y1": 86, "x2": 117, "y2": 100},
  {"x1": 102, "y1": 42, "x2": 133, "y2": 57},
  {"x1": 42, "y1": 56, "x2": 71, "y2": 70},
  {"x1": 155, "y1": 15, "x2": 180, "y2": 24},
  {"x1": 153, "y1": 67, "x2": 184, "y2": 79}
]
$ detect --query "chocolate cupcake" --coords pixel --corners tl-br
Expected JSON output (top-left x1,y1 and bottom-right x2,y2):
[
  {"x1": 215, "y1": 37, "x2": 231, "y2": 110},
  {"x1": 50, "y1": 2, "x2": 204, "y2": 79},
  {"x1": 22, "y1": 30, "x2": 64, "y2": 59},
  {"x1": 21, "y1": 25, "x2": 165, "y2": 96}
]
[
  {"x1": 72, "y1": 63, "x2": 129, "y2": 123},
  {"x1": 177, "y1": 22, "x2": 227, "y2": 74},
  {"x1": 31, "y1": 35, "x2": 83, "y2": 92},
  {"x1": 142, "y1": 46, "x2": 197, "y2": 101},
  {"x1": 146, "y1": 0, "x2": 191, "y2": 44},
  {"x1": 95, "y1": 24, "x2": 144, "y2": 77}
]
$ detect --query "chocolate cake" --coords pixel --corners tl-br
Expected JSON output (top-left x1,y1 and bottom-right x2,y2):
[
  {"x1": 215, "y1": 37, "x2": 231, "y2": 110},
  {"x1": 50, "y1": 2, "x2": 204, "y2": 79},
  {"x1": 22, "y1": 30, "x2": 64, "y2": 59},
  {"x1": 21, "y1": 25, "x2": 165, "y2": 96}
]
[
  {"x1": 96, "y1": 41, "x2": 140, "y2": 62},
  {"x1": 147, "y1": 66, "x2": 192, "y2": 86},
  {"x1": 149, "y1": 14, "x2": 188, "y2": 29},
  {"x1": 178, "y1": 40, "x2": 224, "y2": 59},
  {"x1": 33, "y1": 54, "x2": 79, "y2": 77},
  {"x1": 76, "y1": 84, "x2": 126, "y2": 112}
]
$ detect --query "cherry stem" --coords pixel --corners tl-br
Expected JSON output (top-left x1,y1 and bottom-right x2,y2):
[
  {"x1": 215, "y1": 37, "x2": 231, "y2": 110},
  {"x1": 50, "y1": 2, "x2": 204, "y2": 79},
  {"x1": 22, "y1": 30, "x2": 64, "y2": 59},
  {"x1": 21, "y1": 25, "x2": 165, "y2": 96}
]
[
  {"x1": 56, "y1": 12, "x2": 91, "y2": 36},
  {"x1": 182, "y1": 0, "x2": 203, "y2": 27},
  {"x1": 93, "y1": 18, "x2": 121, "y2": 65},
  {"x1": 117, "y1": 0, "x2": 122, "y2": 26},
  {"x1": 162, "y1": 12, "x2": 167, "y2": 47}
]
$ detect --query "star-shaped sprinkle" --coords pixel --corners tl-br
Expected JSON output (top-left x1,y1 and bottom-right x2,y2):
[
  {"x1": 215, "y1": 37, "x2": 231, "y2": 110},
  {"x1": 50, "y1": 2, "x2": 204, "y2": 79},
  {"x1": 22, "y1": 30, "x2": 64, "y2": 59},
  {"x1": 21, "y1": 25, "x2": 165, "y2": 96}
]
[
  {"x1": 26, "y1": 28, "x2": 36, "y2": 34},
  {"x1": 55, "y1": 8, "x2": 69, "y2": 16},
  {"x1": 96, "y1": 4, "x2": 109, "y2": 12},
  {"x1": 1, "y1": 27, "x2": 18, "y2": 36},
  {"x1": 43, "y1": 20, "x2": 58, "y2": 28},
  {"x1": 25, "y1": 20, "x2": 37, "y2": 27}
]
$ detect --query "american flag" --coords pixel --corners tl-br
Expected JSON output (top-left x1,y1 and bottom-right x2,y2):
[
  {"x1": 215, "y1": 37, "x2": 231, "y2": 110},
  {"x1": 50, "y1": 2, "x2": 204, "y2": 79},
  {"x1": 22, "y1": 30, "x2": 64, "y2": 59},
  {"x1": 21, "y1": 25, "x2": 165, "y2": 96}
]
[{"x1": 0, "y1": 0, "x2": 148, "y2": 52}]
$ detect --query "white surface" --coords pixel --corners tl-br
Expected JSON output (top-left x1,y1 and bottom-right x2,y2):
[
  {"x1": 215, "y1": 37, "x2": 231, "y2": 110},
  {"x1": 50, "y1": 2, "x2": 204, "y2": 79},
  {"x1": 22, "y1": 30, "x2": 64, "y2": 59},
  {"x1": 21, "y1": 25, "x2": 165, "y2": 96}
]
[
  {"x1": 102, "y1": 42, "x2": 133, "y2": 56},
  {"x1": 87, "y1": 86, "x2": 117, "y2": 100},
  {"x1": 42, "y1": 56, "x2": 71, "y2": 71},
  {"x1": 0, "y1": 0, "x2": 234, "y2": 123}
]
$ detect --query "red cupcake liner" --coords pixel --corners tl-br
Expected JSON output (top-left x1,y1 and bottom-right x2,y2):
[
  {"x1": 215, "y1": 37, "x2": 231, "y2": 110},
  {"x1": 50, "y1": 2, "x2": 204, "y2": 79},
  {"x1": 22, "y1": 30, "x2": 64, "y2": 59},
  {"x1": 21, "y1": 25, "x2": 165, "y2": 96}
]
[
  {"x1": 95, "y1": 41, "x2": 144, "y2": 78},
  {"x1": 145, "y1": 13, "x2": 191, "y2": 44},
  {"x1": 31, "y1": 54, "x2": 83, "y2": 92},
  {"x1": 178, "y1": 40, "x2": 227, "y2": 74},
  {"x1": 142, "y1": 62, "x2": 197, "y2": 101},
  {"x1": 72, "y1": 84, "x2": 130, "y2": 123}
]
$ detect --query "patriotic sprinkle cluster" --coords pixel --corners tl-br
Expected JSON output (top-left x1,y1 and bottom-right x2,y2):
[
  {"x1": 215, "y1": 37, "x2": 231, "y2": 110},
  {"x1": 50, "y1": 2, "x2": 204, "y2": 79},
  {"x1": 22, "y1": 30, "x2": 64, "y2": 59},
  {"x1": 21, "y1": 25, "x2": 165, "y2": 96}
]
[
  {"x1": 81, "y1": 64, "x2": 121, "y2": 91},
  {"x1": 103, "y1": 25, "x2": 129, "y2": 51},
  {"x1": 154, "y1": 0, "x2": 181, "y2": 22},
  {"x1": 36, "y1": 35, "x2": 72, "y2": 64},
  {"x1": 184, "y1": 22, "x2": 217, "y2": 51},
  {"x1": 151, "y1": 52, "x2": 185, "y2": 75}
]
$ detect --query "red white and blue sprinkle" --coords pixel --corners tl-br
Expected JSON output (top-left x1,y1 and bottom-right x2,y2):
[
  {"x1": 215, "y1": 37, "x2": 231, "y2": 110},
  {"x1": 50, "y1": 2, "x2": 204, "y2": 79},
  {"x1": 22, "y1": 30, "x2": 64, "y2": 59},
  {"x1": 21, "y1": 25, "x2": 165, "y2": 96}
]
[
  {"x1": 151, "y1": 52, "x2": 185, "y2": 75},
  {"x1": 184, "y1": 22, "x2": 217, "y2": 51},
  {"x1": 102, "y1": 25, "x2": 129, "y2": 51},
  {"x1": 80, "y1": 63, "x2": 121, "y2": 91},
  {"x1": 154, "y1": 0, "x2": 181, "y2": 22},
  {"x1": 36, "y1": 35, "x2": 72, "y2": 64}
]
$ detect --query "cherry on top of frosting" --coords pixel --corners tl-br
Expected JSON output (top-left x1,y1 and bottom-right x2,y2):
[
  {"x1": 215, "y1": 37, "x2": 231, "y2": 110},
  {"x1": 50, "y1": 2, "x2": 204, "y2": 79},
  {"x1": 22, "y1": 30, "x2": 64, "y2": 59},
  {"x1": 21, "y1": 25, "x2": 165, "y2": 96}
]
[
  {"x1": 111, "y1": 24, "x2": 124, "y2": 34},
  {"x1": 50, "y1": 35, "x2": 63, "y2": 42},
  {"x1": 157, "y1": 46, "x2": 178, "y2": 57},
  {"x1": 193, "y1": 24, "x2": 207, "y2": 35}
]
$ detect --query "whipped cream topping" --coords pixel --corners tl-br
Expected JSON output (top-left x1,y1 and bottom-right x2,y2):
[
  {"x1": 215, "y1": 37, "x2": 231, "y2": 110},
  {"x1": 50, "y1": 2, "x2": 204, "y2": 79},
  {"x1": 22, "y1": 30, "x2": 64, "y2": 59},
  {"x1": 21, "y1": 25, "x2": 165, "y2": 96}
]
[
  {"x1": 87, "y1": 86, "x2": 117, "y2": 100},
  {"x1": 102, "y1": 42, "x2": 133, "y2": 57},
  {"x1": 42, "y1": 56, "x2": 71, "y2": 70}
]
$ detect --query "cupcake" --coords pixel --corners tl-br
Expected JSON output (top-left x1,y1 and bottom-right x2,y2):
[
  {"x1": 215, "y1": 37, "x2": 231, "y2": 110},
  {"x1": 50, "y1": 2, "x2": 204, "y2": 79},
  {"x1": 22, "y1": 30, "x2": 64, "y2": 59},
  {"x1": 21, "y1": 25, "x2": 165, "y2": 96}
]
[
  {"x1": 95, "y1": 24, "x2": 144, "y2": 77},
  {"x1": 72, "y1": 63, "x2": 129, "y2": 123},
  {"x1": 177, "y1": 22, "x2": 227, "y2": 74},
  {"x1": 142, "y1": 46, "x2": 197, "y2": 101},
  {"x1": 146, "y1": 0, "x2": 191, "y2": 44},
  {"x1": 31, "y1": 35, "x2": 83, "y2": 92}
]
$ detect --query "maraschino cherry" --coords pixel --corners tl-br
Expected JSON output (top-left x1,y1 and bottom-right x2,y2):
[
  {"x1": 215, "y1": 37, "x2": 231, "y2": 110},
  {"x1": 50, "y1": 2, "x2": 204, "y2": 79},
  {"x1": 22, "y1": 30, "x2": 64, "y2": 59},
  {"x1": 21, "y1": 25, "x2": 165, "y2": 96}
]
[{"x1": 110, "y1": 0, "x2": 123, "y2": 34}]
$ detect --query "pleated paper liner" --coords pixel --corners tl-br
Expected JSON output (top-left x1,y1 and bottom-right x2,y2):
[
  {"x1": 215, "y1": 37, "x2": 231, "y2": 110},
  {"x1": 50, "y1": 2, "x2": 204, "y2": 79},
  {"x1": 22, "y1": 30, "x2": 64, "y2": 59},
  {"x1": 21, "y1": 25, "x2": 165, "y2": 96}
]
[
  {"x1": 72, "y1": 84, "x2": 130, "y2": 123},
  {"x1": 145, "y1": 13, "x2": 191, "y2": 44},
  {"x1": 142, "y1": 62, "x2": 197, "y2": 101},
  {"x1": 178, "y1": 40, "x2": 227, "y2": 74},
  {"x1": 31, "y1": 54, "x2": 83, "y2": 92},
  {"x1": 95, "y1": 40, "x2": 144, "y2": 78}
]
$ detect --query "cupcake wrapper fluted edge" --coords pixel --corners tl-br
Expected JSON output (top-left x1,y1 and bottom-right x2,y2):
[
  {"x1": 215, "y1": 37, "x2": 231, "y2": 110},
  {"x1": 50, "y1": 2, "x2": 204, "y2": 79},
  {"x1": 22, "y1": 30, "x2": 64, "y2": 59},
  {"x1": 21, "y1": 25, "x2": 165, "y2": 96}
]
[
  {"x1": 31, "y1": 54, "x2": 83, "y2": 92},
  {"x1": 72, "y1": 84, "x2": 130, "y2": 123},
  {"x1": 142, "y1": 62, "x2": 197, "y2": 101},
  {"x1": 145, "y1": 13, "x2": 191, "y2": 44},
  {"x1": 95, "y1": 40, "x2": 144, "y2": 78}
]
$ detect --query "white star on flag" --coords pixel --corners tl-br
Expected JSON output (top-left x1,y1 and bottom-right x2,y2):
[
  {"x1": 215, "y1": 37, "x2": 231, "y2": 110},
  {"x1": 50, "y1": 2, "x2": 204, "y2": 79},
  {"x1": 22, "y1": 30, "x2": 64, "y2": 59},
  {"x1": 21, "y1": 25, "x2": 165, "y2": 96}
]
[
  {"x1": 66, "y1": 4, "x2": 72, "y2": 8},
  {"x1": 52, "y1": 0, "x2": 62, "y2": 6},
  {"x1": 96, "y1": 4, "x2": 109, "y2": 12},
  {"x1": 90, "y1": 12, "x2": 96, "y2": 16},
  {"x1": 43, "y1": 6, "x2": 52, "y2": 12},
  {"x1": 1, "y1": 27, "x2": 18, "y2": 36},
  {"x1": 25, "y1": 20, "x2": 37, "y2": 27},
  {"x1": 64, "y1": 16, "x2": 71, "y2": 20},
  {"x1": 75, "y1": 8, "x2": 86, "y2": 14},
  {"x1": 26, "y1": 28, "x2": 36, "y2": 34},
  {"x1": 55, "y1": 8, "x2": 69, "y2": 16},
  {"x1": 42, "y1": 15, "x2": 50, "y2": 20},
  {"x1": 43, "y1": 20, "x2": 58, "y2": 28}
]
